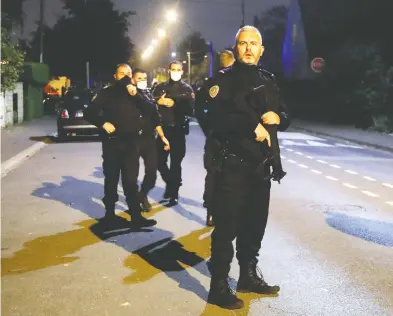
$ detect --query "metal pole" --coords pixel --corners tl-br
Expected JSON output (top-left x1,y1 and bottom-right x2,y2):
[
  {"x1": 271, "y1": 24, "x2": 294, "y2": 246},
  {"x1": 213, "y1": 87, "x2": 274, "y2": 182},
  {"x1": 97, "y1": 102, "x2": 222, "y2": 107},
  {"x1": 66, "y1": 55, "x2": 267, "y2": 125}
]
[
  {"x1": 39, "y1": 0, "x2": 45, "y2": 63},
  {"x1": 85, "y1": 0, "x2": 90, "y2": 89},
  {"x1": 241, "y1": 0, "x2": 245, "y2": 27},
  {"x1": 187, "y1": 52, "x2": 191, "y2": 84}
]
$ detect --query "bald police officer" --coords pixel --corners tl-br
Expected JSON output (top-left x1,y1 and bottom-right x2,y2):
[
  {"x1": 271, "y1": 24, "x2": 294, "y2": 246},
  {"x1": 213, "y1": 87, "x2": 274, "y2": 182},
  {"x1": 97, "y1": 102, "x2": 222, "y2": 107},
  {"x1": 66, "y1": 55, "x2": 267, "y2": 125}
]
[{"x1": 205, "y1": 26, "x2": 290, "y2": 309}]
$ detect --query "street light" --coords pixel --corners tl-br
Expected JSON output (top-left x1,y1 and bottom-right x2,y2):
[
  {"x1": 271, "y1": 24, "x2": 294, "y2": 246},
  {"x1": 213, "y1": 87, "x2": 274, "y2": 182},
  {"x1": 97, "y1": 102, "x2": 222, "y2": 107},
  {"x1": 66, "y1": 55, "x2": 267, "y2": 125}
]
[
  {"x1": 158, "y1": 28, "x2": 166, "y2": 38},
  {"x1": 166, "y1": 9, "x2": 178, "y2": 23},
  {"x1": 171, "y1": 52, "x2": 177, "y2": 58}
]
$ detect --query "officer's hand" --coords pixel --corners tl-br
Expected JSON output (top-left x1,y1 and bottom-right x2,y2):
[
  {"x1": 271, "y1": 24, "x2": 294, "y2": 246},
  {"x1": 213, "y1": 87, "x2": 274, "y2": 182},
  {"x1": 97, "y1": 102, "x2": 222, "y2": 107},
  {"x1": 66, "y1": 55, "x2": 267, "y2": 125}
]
[
  {"x1": 127, "y1": 84, "x2": 137, "y2": 96},
  {"x1": 161, "y1": 136, "x2": 170, "y2": 151},
  {"x1": 254, "y1": 123, "x2": 271, "y2": 147},
  {"x1": 102, "y1": 122, "x2": 116, "y2": 134},
  {"x1": 262, "y1": 111, "x2": 280, "y2": 125},
  {"x1": 157, "y1": 93, "x2": 175, "y2": 107}
]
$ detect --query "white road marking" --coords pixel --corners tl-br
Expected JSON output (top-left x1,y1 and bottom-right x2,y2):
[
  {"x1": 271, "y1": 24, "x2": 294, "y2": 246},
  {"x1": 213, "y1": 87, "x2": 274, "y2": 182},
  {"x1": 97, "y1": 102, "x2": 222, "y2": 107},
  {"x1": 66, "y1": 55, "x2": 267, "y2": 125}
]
[
  {"x1": 330, "y1": 164, "x2": 341, "y2": 169},
  {"x1": 343, "y1": 183, "x2": 357, "y2": 189},
  {"x1": 305, "y1": 155, "x2": 313, "y2": 159},
  {"x1": 307, "y1": 140, "x2": 334, "y2": 147},
  {"x1": 345, "y1": 170, "x2": 358, "y2": 175},
  {"x1": 386, "y1": 201, "x2": 393, "y2": 206},
  {"x1": 311, "y1": 169, "x2": 322, "y2": 174},
  {"x1": 1, "y1": 133, "x2": 56, "y2": 178},
  {"x1": 278, "y1": 132, "x2": 323, "y2": 140},
  {"x1": 382, "y1": 183, "x2": 393, "y2": 189},
  {"x1": 298, "y1": 164, "x2": 308, "y2": 169},
  {"x1": 363, "y1": 176, "x2": 376, "y2": 182},
  {"x1": 286, "y1": 148, "x2": 294, "y2": 152},
  {"x1": 287, "y1": 159, "x2": 297, "y2": 163},
  {"x1": 325, "y1": 176, "x2": 338, "y2": 181},
  {"x1": 317, "y1": 160, "x2": 327, "y2": 164},
  {"x1": 295, "y1": 151, "x2": 304, "y2": 156},
  {"x1": 362, "y1": 191, "x2": 379, "y2": 198},
  {"x1": 281, "y1": 155, "x2": 286, "y2": 159}
]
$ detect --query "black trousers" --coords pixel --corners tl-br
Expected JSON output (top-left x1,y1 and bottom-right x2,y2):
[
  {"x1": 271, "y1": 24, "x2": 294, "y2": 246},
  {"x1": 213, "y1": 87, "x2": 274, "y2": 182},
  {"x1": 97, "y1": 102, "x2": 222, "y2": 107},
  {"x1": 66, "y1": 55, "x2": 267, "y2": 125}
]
[
  {"x1": 101, "y1": 138, "x2": 140, "y2": 212},
  {"x1": 209, "y1": 154, "x2": 271, "y2": 278},
  {"x1": 139, "y1": 136, "x2": 158, "y2": 195},
  {"x1": 203, "y1": 136, "x2": 221, "y2": 216},
  {"x1": 156, "y1": 126, "x2": 186, "y2": 198}
]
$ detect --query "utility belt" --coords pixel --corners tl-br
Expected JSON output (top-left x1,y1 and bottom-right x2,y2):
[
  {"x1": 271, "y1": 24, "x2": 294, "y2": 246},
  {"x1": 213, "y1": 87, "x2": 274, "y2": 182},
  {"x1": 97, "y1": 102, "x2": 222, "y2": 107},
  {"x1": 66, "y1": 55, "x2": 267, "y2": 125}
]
[
  {"x1": 162, "y1": 117, "x2": 191, "y2": 135},
  {"x1": 213, "y1": 138, "x2": 273, "y2": 180}
]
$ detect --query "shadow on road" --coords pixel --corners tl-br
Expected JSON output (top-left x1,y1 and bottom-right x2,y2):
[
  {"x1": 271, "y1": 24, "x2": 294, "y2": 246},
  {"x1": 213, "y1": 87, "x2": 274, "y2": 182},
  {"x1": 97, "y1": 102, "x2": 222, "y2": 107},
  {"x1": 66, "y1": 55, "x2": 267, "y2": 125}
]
[
  {"x1": 325, "y1": 211, "x2": 393, "y2": 247},
  {"x1": 2, "y1": 173, "x2": 223, "y2": 305}
]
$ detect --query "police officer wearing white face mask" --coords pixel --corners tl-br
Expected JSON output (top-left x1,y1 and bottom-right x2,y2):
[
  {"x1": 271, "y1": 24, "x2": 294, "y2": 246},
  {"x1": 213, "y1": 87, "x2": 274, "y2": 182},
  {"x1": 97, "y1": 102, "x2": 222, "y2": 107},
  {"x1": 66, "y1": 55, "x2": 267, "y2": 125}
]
[
  {"x1": 131, "y1": 68, "x2": 170, "y2": 211},
  {"x1": 152, "y1": 61, "x2": 195, "y2": 205}
]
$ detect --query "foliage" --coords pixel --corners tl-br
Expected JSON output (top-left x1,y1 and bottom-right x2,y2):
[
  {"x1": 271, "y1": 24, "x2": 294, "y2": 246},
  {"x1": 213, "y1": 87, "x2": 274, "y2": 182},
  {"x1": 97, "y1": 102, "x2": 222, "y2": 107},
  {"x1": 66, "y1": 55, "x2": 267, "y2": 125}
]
[
  {"x1": 25, "y1": 0, "x2": 135, "y2": 83},
  {"x1": 1, "y1": 27, "x2": 25, "y2": 92},
  {"x1": 254, "y1": 5, "x2": 288, "y2": 75}
]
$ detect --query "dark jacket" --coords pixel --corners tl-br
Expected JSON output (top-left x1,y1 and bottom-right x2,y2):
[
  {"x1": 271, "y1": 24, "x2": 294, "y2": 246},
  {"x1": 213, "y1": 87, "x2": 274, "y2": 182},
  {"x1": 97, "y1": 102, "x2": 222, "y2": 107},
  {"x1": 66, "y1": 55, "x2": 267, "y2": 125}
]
[
  {"x1": 152, "y1": 79, "x2": 195, "y2": 127},
  {"x1": 205, "y1": 62, "x2": 290, "y2": 163},
  {"x1": 135, "y1": 88, "x2": 161, "y2": 138},
  {"x1": 84, "y1": 82, "x2": 154, "y2": 139}
]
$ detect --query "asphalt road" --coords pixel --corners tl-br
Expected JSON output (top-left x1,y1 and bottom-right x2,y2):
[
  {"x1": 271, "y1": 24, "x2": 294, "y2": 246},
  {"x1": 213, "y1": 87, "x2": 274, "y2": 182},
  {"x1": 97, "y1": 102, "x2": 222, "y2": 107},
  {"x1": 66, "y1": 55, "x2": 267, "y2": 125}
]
[{"x1": 2, "y1": 124, "x2": 393, "y2": 316}]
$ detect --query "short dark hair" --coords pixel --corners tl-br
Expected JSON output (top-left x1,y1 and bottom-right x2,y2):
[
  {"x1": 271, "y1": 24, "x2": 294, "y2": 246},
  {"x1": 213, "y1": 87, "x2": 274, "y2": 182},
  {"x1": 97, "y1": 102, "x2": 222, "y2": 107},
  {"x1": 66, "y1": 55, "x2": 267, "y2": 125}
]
[
  {"x1": 116, "y1": 63, "x2": 130, "y2": 70},
  {"x1": 169, "y1": 61, "x2": 183, "y2": 69},
  {"x1": 132, "y1": 68, "x2": 146, "y2": 76}
]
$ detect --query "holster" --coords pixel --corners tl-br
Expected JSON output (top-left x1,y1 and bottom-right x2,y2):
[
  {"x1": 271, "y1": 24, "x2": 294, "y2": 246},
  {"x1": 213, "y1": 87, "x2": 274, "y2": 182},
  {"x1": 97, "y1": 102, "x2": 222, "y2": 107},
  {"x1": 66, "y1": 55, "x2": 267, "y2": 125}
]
[
  {"x1": 182, "y1": 117, "x2": 190, "y2": 135},
  {"x1": 212, "y1": 141, "x2": 228, "y2": 173}
]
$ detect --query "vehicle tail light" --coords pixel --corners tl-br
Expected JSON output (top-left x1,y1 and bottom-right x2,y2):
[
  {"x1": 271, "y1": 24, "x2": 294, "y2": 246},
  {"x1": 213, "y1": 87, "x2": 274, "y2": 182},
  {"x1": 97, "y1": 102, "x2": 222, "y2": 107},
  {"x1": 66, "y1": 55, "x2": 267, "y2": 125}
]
[{"x1": 61, "y1": 109, "x2": 69, "y2": 119}]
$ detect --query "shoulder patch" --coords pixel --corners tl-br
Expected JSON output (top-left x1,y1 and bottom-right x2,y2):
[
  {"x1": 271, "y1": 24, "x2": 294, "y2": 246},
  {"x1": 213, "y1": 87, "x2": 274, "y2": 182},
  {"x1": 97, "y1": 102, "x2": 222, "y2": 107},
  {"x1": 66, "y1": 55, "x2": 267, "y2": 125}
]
[{"x1": 209, "y1": 85, "x2": 220, "y2": 98}]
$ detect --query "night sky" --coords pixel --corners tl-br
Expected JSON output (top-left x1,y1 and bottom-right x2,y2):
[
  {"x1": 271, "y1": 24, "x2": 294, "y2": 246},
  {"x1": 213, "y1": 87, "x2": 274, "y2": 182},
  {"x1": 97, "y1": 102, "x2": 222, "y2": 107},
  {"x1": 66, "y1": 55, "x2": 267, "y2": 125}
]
[{"x1": 22, "y1": 0, "x2": 290, "y2": 51}]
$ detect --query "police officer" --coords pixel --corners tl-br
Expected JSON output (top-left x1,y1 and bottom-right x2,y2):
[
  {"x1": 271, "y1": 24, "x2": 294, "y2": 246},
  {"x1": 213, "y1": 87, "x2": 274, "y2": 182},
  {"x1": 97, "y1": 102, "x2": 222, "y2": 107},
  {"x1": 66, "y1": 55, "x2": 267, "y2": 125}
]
[
  {"x1": 152, "y1": 61, "x2": 195, "y2": 206},
  {"x1": 84, "y1": 64, "x2": 157, "y2": 227},
  {"x1": 195, "y1": 50, "x2": 235, "y2": 226},
  {"x1": 131, "y1": 68, "x2": 170, "y2": 211},
  {"x1": 205, "y1": 26, "x2": 290, "y2": 309}
]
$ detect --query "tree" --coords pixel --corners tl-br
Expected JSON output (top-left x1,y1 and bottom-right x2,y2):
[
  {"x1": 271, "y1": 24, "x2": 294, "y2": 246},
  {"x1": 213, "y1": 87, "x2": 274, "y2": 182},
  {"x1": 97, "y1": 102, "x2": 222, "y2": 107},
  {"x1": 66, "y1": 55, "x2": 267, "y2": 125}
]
[
  {"x1": 176, "y1": 32, "x2": 209, "y2": 83},
  {"x1": 26, "y1": 0, "x2": 136, "y2": 83},
  {"x1": 2, "y1": 0, "x2": 27, "y2": 29},
  {"x1": 1, "y1": 27, "x2": 25, "y2": 91},
  {"x1": 254, "y1": 5, "x2": 288, "y2": 75}
]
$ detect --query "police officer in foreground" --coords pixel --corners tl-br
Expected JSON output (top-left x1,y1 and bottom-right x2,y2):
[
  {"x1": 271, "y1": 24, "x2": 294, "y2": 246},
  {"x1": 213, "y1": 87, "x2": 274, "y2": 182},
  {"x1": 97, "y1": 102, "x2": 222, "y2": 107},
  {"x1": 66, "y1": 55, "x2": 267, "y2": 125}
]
[
  {"x1": 195, "y1": 50, "x2": 235, "y2": 226},
  {"x1": 84, "y1": 64, "x2": 157, "y2": 227},
  {"x1": 131, "y1": 68, "x2": 170, "y2": 211},
  {"x1": 152, "y1": 61, "x2": 195, "y2": 206},
  {"x1": 205, "y1": 26, "x2": 290, "y2": 309}
]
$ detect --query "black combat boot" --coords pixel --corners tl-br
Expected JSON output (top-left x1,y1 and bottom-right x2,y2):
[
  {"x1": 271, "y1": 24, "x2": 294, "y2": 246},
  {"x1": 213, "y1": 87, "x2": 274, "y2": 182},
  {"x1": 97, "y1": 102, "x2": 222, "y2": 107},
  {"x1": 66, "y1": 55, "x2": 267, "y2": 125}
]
[
  {"x1": 139, "y1": 191, "x2": 152, "y2": 212},
  {"x1": 208, "y1": 277, "x2": 244, "y2": 310},
  {"x1": 103, "y1": 204, "x2": 116, "y2": 220},
  {"x1": 237, "y1": 261, "x2": 280, "y2": 294},
  {"x1": 130, "y1": 211, "x2": 157, "y2": 227}
]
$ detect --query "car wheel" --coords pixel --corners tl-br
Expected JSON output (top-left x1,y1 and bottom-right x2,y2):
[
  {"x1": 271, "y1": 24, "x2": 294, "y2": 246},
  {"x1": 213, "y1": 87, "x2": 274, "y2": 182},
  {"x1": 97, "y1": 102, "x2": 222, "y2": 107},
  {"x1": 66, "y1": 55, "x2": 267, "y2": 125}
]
[{"x1": 57, "y1": 128, "x2": 67, "y2": 141}]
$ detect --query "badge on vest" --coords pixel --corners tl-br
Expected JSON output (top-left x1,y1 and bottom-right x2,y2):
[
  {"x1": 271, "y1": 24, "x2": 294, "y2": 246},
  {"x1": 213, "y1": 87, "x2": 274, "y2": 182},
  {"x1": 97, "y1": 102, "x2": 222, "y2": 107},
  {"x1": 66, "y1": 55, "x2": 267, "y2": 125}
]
[{"x1": 209, "y1": 85, "x2": 219, "y2": 98}]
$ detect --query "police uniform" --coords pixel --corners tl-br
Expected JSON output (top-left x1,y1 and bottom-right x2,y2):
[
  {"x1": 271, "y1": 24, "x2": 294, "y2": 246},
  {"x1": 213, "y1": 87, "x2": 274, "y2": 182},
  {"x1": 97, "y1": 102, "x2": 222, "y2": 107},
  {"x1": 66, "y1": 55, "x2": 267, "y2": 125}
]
[
  {"x1": 195, "y1": 71, "x2": 228, "y2": 226},
  {"x1": 205, "y1": 61, "x2": 290, "y2": 309},
  {"x1": 84, "y1": 80, "x2": 157, "y2": 227},
  {"x1": 135, "y1": 88, "x2": 161, "y2": 211},
  {"x1": 152, "y1": 79, "x2": 194, "y2": 204}
]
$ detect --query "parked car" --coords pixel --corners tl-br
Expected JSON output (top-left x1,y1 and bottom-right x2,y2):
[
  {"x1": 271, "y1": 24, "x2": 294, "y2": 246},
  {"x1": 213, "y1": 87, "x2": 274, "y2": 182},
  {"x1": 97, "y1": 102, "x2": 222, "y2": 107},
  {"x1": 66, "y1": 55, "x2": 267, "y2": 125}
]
[{"x1": 56, "y1": 89, "x2": 99, "y2": 139}]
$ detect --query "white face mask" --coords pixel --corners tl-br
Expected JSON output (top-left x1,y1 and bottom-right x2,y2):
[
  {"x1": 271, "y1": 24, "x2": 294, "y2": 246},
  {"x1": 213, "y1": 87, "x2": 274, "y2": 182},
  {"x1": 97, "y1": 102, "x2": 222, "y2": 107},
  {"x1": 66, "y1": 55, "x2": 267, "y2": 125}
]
[
  {"x1": 136, "y1": 80, "x2": 147, "y2": 90},
  {"x1": 170, "y1": 71, "x2": 182, "y2": 82}
]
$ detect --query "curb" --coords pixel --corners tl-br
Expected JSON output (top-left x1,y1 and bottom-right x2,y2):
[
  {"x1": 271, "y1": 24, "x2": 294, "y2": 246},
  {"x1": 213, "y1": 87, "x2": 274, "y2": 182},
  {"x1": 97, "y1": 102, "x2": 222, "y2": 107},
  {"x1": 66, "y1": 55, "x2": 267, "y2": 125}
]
[
  {"x1": 1, "y1": 133, "x2": 56, "y2": 178},
  {"x1": 291, "y1": 126, "x2": 393, "y2": 154}
]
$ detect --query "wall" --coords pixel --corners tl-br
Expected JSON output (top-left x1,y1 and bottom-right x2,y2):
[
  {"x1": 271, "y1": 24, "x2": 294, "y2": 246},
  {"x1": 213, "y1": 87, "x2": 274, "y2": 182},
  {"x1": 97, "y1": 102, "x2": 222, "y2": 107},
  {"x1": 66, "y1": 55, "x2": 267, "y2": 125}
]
[{"x1": 0, "y1": 82, "x2": 24, "y2": 128}]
